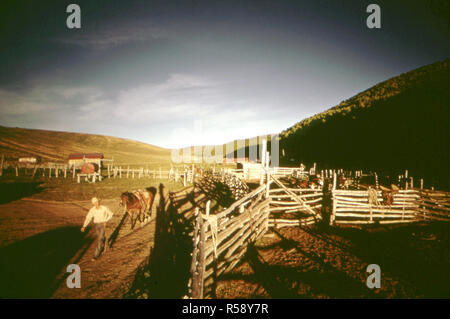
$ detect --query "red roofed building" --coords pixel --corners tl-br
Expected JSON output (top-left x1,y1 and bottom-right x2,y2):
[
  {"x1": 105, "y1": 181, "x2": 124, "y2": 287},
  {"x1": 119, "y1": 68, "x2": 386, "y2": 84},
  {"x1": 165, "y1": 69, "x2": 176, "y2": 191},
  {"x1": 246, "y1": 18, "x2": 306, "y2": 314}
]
[{"x1": 68, "y1": 153, "x2": 103, "y2": 169}]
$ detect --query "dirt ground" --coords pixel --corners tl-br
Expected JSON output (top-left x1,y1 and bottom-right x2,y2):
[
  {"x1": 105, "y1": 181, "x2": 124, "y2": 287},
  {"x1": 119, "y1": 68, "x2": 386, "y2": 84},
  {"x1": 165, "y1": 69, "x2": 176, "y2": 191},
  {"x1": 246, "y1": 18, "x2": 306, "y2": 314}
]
[
  {"x1": 215, "y1": 223, "x2": 450, "y2": 298},
  {"x1": 1, "y1": 190, "x2": 449, "y2": 299},
  {"x1": 0, "y1": 197, "x2": 158, "y2": 298}
]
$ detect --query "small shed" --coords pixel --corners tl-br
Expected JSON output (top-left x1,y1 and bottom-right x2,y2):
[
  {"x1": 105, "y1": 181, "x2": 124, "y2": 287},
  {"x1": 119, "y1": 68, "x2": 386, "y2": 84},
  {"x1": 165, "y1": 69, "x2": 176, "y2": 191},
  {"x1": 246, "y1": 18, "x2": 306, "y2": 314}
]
[
  {"x1": 237, "y1": 162, "x2": 264, "y2": 180},
  {"x1": 68, "y1": 153, "x2": 103, "y2": 169}
]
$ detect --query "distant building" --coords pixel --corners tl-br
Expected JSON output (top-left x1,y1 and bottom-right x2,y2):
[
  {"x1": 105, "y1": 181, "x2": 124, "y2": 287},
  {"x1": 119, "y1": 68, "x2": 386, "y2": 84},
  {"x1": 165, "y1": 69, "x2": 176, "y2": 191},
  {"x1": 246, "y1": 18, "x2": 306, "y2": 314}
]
[
  {"x1": 237, "y1": 162, "x2": 264, "y2": 180},
  {"x1": 68, "y1": 153, "x2": 103, "y2": 169},
  {"x1": 18, "y1": 157, "x2": 38, "y2": 164}
]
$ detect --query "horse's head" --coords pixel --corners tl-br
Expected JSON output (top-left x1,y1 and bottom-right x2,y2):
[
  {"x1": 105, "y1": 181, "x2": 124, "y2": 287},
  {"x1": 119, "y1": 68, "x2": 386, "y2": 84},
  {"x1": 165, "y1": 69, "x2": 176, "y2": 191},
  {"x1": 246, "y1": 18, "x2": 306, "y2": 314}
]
[{"x1": 119, "y1": 192, "x2": 129, "y2": 207}]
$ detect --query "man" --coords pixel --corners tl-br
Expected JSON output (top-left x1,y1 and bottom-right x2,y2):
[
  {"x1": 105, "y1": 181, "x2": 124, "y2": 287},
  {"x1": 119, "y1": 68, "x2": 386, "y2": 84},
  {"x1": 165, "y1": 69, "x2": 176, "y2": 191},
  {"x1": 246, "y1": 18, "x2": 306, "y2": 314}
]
[{"x1": 81, "y1": 197, "x2": 114, "y2": 260}]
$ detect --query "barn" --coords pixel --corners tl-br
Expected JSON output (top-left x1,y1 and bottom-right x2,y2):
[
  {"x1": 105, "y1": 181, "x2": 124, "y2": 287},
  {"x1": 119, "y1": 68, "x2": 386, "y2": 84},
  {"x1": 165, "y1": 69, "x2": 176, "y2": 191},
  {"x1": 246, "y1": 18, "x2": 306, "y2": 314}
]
[{"x1": 68, "y1": 153, "x2": 103, "y2": 169}]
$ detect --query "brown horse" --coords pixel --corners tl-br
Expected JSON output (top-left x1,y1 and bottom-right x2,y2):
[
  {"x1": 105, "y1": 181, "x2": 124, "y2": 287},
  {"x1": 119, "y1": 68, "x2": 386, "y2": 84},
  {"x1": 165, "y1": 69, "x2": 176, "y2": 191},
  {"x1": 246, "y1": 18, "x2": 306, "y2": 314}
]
[
  {"x1": 380, "y1": 184, "x2": 399, "y2": 206},
  {"x1": 120, "y1": 187, "x2": 156, "y2": 229}
]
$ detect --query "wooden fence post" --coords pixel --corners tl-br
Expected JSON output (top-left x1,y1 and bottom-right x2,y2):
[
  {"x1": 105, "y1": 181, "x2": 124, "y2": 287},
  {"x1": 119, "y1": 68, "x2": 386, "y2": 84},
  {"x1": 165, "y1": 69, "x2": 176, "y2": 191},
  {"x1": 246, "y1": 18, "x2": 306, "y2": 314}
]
[
  {"x1": 191, "y1": 209, "x2": 206, "y2": 299},
  {"x1": 374, "y1": 172, "x2": 379, "y2": 189},
  {"x1": 32, "y1": 165, "x2": 38, "y2": 178},
  {"x1": 330, "y1": 171, "x2": 337, "y2": 226},
  {"x1": 198, "y1": 217, "x2": 206, "y2": 298},
  {"x1": 206, "y1": 200, "x2": 211, "y2": 218},
  {"x1": 0, "y1": 154, "x2": 3, "y2": 177}
]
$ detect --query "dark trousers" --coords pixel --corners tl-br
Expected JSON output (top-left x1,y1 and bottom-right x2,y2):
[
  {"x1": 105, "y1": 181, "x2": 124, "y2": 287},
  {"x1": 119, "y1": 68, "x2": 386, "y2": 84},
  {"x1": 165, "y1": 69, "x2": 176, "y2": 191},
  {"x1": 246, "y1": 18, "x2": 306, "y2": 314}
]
[{"x1": 94, "y1": 222, "x2": 105, "y2": 259}]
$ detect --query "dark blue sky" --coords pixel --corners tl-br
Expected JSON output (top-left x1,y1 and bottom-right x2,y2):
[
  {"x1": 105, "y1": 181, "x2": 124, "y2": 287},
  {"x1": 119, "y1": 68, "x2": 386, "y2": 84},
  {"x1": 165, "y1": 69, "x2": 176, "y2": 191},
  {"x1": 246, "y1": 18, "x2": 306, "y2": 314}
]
[{"x1": 0, "y1": 0, "x2": 448, "y2": 148}]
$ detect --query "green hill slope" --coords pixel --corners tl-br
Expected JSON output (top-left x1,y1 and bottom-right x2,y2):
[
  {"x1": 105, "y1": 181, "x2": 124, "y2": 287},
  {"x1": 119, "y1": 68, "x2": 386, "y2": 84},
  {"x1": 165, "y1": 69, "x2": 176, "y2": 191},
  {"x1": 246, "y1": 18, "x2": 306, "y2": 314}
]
[
  {"x1": 0, "y1": 126, "x2": 171, "y2": 165},
  {"x1": 279, "y1": 59, "x2": 450, "y2": 188}
]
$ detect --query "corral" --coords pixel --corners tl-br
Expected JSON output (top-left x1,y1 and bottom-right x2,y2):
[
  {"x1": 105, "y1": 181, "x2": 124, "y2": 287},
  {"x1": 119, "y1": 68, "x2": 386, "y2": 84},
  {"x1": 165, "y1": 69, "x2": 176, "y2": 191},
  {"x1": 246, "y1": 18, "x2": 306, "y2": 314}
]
[
  {"x1": 159, "y1": 169, "x2": 450, "y2": 298},
  {"x1": 0, "y1": 159, "x2": 449, "y2": 299}
]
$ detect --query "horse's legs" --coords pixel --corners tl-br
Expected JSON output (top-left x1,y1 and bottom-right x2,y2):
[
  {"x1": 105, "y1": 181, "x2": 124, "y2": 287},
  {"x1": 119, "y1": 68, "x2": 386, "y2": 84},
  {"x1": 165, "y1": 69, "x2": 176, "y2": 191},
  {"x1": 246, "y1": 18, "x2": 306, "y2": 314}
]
[
  {"x1": 144, "y1": 199, "x2": 150, "y2": 221},
  {"x1": 129, "y1": 211, "x2": 136, "y2": 230}
]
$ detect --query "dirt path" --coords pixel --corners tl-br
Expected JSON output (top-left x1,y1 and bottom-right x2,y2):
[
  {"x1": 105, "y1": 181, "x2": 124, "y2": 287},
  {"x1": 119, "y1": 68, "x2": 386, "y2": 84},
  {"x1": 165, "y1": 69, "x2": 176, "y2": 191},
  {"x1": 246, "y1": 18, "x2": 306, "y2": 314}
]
[{"x1": 52, "y1": 218, "x2": 155, "y2": 299}]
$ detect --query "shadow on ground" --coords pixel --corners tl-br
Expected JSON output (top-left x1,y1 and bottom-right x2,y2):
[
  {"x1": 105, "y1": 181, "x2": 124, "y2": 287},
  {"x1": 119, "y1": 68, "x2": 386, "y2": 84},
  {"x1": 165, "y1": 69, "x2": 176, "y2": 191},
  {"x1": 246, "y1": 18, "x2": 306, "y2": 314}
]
[
  {"x1": 331, "y1": 222, "x2": 450, "y2": 298},
  {"x1": 0, "y1": 226, "x2": 93, "y2": 298},
  {"x1": 125, "y1": 183, "x2": 194, "y2": 299},
  {"x1": 217, "y1": 223, "x2": 450, "y2": 298},
  {"x1": 0, "y1": 180, "x2": 45, "y2": 204},
  {"x1": 218, "y1": 234, "x2": 375, "y2": 298}
]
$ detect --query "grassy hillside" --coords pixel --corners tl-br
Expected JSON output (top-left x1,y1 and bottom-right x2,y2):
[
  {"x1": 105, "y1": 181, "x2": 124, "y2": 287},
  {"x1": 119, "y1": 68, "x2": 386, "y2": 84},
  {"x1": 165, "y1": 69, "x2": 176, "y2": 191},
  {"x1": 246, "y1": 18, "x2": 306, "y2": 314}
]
[
  {"x1": 0, "y1": 127, "x2": 171, "y2": 165},
  {"x1": 278, "y1": 59, "x2": 450, "y2": 188}
]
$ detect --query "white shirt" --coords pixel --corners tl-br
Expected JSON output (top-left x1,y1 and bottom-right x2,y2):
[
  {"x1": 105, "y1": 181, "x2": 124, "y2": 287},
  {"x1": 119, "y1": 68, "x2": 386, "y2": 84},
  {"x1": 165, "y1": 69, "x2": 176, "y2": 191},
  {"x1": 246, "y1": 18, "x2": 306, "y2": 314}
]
[{"x1": 82, "y1": 205, "x2": 114, "y2": 228}]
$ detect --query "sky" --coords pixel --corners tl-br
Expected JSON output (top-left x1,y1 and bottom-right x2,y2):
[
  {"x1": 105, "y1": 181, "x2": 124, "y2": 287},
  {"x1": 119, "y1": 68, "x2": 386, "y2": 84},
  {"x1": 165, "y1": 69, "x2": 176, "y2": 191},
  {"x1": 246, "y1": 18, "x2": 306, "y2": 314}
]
[{"x1": 0, "y1": 0, "x2": 449, "y2": 149}]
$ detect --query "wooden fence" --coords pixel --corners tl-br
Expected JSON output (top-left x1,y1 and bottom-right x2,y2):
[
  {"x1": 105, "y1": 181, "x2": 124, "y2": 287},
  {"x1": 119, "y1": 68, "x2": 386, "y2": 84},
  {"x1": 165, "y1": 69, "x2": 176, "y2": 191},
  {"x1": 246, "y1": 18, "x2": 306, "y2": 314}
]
[
  {"x1": 155, "y1": 169, "x2": 450, "y2": 299},
  {"x1": 268, "y1": 185, "x2": 323, "y2": 228},
  {"x1": 227, "y1": 166, "x2": 308, "y2": 181},
  {"x1": 268, "y1": 167, "x2": 307, "y2": 178},
  {"x1": 187, "y1": 172, "x2": 325, "y2": 298},
  {"x1": 415, "y1": 190, "x2": 450, "y2": 221},
  {"x1": 330, "y1": 189, "x2": 450, "y2": 224},
  {"x1": 189, "y1": 184, "x2": 270, "y2": 298}
]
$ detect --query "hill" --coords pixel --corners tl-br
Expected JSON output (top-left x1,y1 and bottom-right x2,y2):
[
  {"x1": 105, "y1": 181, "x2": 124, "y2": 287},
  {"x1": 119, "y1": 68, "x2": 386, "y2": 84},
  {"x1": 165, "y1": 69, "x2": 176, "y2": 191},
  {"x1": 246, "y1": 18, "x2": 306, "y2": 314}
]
[
  {"x1": 278, "y1": 59, "x2": 450, "y2": 188},
  {"x1": 0, "y1": 126, "x2": 171, "y2": 165}
]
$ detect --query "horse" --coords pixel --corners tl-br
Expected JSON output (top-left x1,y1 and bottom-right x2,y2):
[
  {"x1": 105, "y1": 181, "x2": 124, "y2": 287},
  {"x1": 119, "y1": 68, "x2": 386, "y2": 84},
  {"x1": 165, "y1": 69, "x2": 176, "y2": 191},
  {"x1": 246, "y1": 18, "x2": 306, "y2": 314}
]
[
  {"x1": 338, "y1": 175, "x2": 353, "y2": 189},
  {"x1": 380, "y1": 184, "x2": 399, "y2": 206},
  {"x1": 120, "y1": 187, "x2": 156, "y2": 229}
]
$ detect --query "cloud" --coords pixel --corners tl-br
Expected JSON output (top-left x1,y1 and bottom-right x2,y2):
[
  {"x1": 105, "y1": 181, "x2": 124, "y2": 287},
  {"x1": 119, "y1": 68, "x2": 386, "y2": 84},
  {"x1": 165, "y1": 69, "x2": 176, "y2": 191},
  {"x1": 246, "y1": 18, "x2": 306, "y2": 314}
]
[
  {"x1": 0, "y1": 86, "x2": 104, "y2": 115},
  {"x1": 56, "y1": 24, "x2": 171, "y2": 49},
  {"x1": 108, "y1": 73, "x2": 220, "y2": 123},
  {"x1": 0, "y1": 73, "x2": 289, "y2": 148}
]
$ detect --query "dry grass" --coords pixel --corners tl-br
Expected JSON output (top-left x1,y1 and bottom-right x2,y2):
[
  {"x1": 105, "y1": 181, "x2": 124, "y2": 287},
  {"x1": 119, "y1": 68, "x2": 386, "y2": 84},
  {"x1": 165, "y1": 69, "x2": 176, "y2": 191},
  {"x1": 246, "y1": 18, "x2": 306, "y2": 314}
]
[
  {"x1": 1, "y1": 175, "x2": 185, "y2": 202},
  {"x1": 0, "y1": 126, "x2": 171, "y2": 164}
]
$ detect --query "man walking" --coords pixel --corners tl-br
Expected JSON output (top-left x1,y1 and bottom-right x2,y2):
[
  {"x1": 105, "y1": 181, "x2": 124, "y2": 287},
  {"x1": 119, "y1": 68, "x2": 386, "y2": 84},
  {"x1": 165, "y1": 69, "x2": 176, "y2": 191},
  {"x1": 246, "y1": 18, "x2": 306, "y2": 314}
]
[{"x1": 81, "y1": 197, "x2": 114, "y2": 260}]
